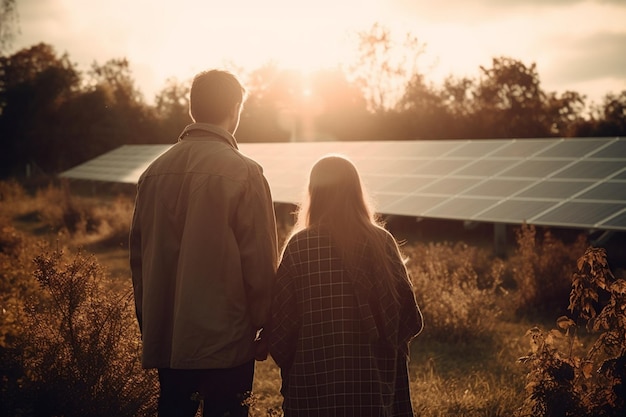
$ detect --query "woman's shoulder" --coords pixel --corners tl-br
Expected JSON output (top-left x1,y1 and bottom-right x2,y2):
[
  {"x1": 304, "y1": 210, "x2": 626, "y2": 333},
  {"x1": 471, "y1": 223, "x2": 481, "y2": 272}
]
[
  {"x1": 285, "y1": 227, "x2": 330, "y2": 248},
  {"x1": 281, "y1": 228, "x2": 335, "y2": 267}
]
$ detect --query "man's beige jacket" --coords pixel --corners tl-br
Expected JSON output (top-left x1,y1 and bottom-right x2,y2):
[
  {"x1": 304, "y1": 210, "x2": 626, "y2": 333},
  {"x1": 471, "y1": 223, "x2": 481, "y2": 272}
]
[{"x1": 130, "y1": 123, "x2": 278, "y2": 369}]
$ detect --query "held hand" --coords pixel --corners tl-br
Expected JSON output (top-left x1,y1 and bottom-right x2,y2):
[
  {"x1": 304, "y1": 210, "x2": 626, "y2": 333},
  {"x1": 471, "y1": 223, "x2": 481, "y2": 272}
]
[{"x1": 254, "y1": 336, "x2": 269, "y2": 361}]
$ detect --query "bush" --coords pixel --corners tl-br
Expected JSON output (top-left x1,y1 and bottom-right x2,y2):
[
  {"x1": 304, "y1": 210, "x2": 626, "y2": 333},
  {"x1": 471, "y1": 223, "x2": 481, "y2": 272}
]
[
  {"x1": 0, "y1": 219, "x2": 43, "y2": 347},
  {"x1": 13, "y1": 247, "x2": 157, "y2": 416},
  {"x1": 34, "y1": 183, "x2": 102, "y2": 235},
  {"x1": 0, "y1": 179, "x2": 27, "y2": 205},
  {"x1": 515, "y1": 247, "x2": 626, "y2": 417},
  {"x1": 0, "y1": 220, "x2": 46, "y2": 417},
  {"x1": 508, "y1": 224, "x2": 587, "y2": 317},
  {"x1": 404, "y1": 241, "x2": 505, "y2": 343}
]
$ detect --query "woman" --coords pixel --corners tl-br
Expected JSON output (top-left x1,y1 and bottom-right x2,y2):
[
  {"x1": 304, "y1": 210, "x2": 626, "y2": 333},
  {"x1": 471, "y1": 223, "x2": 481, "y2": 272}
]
[{"x1": 268, "y1": 155, "x2": 423, "y2": 417}]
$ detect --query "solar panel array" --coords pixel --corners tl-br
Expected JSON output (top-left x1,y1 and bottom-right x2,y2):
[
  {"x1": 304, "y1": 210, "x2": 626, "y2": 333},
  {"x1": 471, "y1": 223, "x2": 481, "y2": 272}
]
[
  {"x1": 60, "y1": 137, "x2": 626, "y2": 231},
  {"x1": 60, "y1": 144, "x2": 171, "y2": 184}
]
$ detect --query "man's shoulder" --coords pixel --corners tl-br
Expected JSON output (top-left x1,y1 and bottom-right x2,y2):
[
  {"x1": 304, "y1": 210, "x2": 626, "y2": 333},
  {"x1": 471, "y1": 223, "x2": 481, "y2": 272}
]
[
  {"x1": 139, "y1": 141, "x2": 263, "y2": 181},
  {"x1": 235, "y1": 150, "x2": 264, "y2": 173}
]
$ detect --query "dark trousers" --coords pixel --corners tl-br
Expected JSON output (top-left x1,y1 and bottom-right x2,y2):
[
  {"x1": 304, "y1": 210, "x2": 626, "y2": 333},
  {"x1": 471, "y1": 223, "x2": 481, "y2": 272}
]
[{"x1": 157, "y1": 360, "x2": 254, "y2": 417}]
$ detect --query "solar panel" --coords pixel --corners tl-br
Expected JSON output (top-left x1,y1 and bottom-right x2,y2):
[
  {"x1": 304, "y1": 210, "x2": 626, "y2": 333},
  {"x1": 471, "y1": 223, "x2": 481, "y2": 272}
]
[
  {"x1": 533, "y1": 201, "x2": 625, "y2": 229},
  {"x1": 453, "y1": 159, "x2": 514, "y2": 177},
  {"x1": 479, "y1": 200, "x2": 557, "y2": 223},
  {"x1": 60, "y1": 145, "x2": 171, "y2": 184},
  {"x1": 517, "y1": 180, "x2": 594, "y2": 199},
  {"x1": 420, "y1": 178, "x2": 479, "y2": 195},
  {"x1": 423, "y1": 197, "x2": 501, "y2": 219},
  {"x1": 589, "y1": 139, "x2": 626, "y2": 158},
  {"x1": 552, "y1": 160, "x2": 626, "y2": 179},
  {"x1": 579, "y1": 182, "x2": 626, "y2": 202},
  {"x1": 385, "y1": 195, "x2": 451, "y2": 217},
  {"x1": 535, "y1": 138, "x2": 609, "y2": 158},
  {"x1": 447, "y1": 140, "x2": 511, "y2": 157},
  {"x1": 499, "y1": 160, "x2": 572, "y2": 178},
  {"x1": 59, "y1": 137, "x2": 626, "y2": 231},
  {"x1": 461, "y1": 179, "x2": 536, "y2": 198},
  {"x1": 490, "y1": 139, "x2": 557, "y2": 157}
]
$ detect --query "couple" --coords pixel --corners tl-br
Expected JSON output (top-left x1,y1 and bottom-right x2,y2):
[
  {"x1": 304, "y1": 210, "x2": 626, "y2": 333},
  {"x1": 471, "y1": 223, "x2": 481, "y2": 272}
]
[{"x1": 130, "y1": 69, "x2": 423, "y2": 417}]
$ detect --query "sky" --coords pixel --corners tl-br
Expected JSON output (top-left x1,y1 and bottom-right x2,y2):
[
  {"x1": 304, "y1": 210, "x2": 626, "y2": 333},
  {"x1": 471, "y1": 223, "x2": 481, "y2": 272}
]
[{"x1": 9, "y1": 0, "x2": 626, "y2": 106}]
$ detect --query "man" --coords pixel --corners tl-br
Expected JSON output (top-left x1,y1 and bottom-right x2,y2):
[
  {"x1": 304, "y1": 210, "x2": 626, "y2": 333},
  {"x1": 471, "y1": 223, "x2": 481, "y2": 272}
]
[{"x1": 130, "y1": 69, "x2": 278, "y2": 417}]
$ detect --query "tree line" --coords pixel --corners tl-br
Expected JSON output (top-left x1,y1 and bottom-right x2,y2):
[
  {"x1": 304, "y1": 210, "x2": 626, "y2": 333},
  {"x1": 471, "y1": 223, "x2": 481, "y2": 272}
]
[{"x1": 1, "y1": 25, "x2": 625, "y2": 179}]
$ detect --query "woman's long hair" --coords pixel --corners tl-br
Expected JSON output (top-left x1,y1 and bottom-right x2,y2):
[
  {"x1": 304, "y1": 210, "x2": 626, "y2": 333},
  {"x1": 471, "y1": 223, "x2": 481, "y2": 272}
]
[{"x1": 290, "y1": 154, "x2": 404, "y2": 300}]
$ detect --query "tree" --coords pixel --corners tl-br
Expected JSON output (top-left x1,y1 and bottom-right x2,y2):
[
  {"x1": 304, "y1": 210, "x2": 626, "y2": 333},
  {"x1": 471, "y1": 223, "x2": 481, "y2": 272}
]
[
  {"x1": 85, "y1": 58, "x2": 144, "y2": 105},
  {"x1": 57, "y1": 58, "x2": 159, "y2": 160},
  {"x1": 308, "y1": 68, "x2": 371, "y2": 141},
  {"x1": 0, "y1": 46, "x2": 164, "y2": 178},
  {"x1": 0, "y1": 43, "x2": 80, "y2": 177},
  {"x1": 437, "y1": 76, "x2": 480, "y2": 139},
  {"x1": 0, "y1": 0, "x2": 18, "y2": 55},
  {"x1": 572, "y1": 90, "x2": 626, "y2": 137},
  {"x1": 396, "y1": 72, "x2": 449, "y2": 139},
  {"x1": 544, "y1": 90, "x2": 587, "y2": 137},
  {"x1": 347, "y1": 23, "x2": 425, "y2": 113},
  {"x1": 598, "y1": 91, "x2": 626, "y2": 135},
  {"x1": 473, "y1": 57, "x2": 549, "y2": 138},
  {"x1": 153, "y1": 77, "x2": 190, "y2": 142},
  {"x1": 236, "y1": 64, "x2": 294, "y2": 143}
]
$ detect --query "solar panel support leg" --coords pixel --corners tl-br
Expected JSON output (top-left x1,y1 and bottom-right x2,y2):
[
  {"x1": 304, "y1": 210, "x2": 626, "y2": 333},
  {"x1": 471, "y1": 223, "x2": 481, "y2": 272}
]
[{"x1": 494, "y1": 223, "x2": 507, "y2": 258}]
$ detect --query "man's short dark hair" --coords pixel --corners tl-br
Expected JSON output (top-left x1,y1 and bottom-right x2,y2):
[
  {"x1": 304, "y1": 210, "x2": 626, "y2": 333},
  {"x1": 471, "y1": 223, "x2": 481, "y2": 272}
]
[{"x1": 189, "y1": 70, "x2": 246, "y2": 124}]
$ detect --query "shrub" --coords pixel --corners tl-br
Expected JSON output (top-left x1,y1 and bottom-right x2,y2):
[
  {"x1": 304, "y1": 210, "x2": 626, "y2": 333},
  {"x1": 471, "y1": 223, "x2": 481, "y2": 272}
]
[
  {"x1": 94, "y1": 194, "x2": 135, "y2": 247},
  {"x1": 34, "y1": 183, "x2": 102, "y2": 235},
  {"x1": 516, "y1": 247, "x2": 626, "y2": 417},
  {"x1": 0, "y1": 220, "x2": 46, "y2": 416},
  {"x1": 26, "y1": 182, "x2": 134, "y2": 248},
  {"x1": 404, "y1": 241, "x2": 504, "y2": 343},
  {"x1": 508, "y1": 224, "x2": 587, "y2": 316},
  {"x1": 0, "y1": 179, "x2": 27, "y2": 205},
  {"x1": 15, "y1": 247, "x2": 157, "y2": 416},
  {"x1": 0, "y1": 218, "x2": 44, "y2": 347}
]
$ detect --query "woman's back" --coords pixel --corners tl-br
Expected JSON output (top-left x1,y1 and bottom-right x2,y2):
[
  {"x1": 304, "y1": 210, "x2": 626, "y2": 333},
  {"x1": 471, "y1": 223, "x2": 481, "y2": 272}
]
[{"x1": 269, "y1": 227, "x2": 418, "y2": 417}]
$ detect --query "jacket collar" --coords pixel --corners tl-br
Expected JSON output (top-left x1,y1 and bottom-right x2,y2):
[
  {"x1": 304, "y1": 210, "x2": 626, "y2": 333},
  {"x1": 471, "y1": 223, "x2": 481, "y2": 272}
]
[{"x1": 178, "y1": 123, "x2": 238, "y2": 150}]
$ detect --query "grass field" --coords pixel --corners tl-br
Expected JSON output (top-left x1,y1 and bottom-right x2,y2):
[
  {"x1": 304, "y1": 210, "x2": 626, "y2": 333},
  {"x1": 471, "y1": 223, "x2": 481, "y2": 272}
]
[{"x1": 1, "y1": 179, "x2": 623, "y2": 416}]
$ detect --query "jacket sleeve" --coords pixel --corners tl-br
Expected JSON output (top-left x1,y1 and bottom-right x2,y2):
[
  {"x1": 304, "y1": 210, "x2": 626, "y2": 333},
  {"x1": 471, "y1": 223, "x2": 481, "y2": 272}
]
[
  {"x1": 129, "y1": 188, "x2": 143, "y2": 333},
  {"x1": 234, "y1": 163, "x2": 279, "y2": 331},
  {"x1": 398, "y1": 272, "x2": 423, "y2": 345},
  {"x1": 268, "y1": 248, "x2": 299, "y2": 369},
  {"x1": 387, "y1": 234, "x2": 423, "y2": 347}
]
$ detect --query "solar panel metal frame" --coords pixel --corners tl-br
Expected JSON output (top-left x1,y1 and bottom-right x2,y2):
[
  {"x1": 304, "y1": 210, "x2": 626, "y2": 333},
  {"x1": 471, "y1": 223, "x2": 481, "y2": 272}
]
[{"x1": 59, "y1": 137, "x2": 626, "y2": 231}]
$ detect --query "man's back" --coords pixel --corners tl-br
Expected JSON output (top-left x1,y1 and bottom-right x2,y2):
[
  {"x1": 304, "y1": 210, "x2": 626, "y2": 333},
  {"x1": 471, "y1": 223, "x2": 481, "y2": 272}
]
[
  {"x1": 130, "y1": 70, "x2": 278, "y2": 417},
  {"x1": 130, "y1": 127, "x2": 278, "y2": 370}
]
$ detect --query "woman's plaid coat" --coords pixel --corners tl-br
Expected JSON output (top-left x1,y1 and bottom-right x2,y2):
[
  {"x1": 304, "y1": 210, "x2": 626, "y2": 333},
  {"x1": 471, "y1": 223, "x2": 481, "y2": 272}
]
[{"x1": 268, "y1": 227, "x2": 423, "y2": 417}]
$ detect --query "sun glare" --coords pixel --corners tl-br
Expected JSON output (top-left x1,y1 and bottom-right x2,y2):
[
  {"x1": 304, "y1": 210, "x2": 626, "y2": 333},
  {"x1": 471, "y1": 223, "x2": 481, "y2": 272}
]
[{"x1": 152, "y1": 0, "x2": 375, "y2": 80}]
